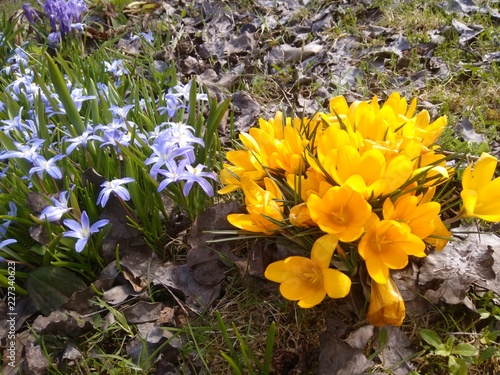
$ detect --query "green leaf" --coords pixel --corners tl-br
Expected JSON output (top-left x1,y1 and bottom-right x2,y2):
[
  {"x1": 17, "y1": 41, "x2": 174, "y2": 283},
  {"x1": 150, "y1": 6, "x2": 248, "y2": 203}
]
[
  {"x1": 26, "y1": 266, "x2": 87, "y2": 315},
  {"x1": 419, "y1": 329, "x2": 443, "y2": 349},
  {"x1": 479, "y1": 346, "x2": 496, "y2": 362},
  {"x1": 448, "y1": 355, "x2": 467, "y2": 375},
  {"x1": 46, "y1": 53, "x2": 86, "y2": 135},
  {"x1": 434, "y1": 344, "x2": 451, "y2": 357},
  {"x1": 220, "y1": 351, "x2": 243, "y2": 375},
  {"x1": 0, "y1": 273, "x2": 28, "y2": 295},
  {"x1": 452, "y1": 343, "x2": 479, "y2": 357},
  {"x1": 263, "y1": 321, "x2": 276, "y2": 374}
]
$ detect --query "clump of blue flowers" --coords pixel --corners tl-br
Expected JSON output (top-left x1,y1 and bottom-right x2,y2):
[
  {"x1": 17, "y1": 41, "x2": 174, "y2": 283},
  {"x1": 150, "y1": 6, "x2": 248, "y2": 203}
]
[
  {"x1": 0, "y1": 25, "x2": 230, "y2": 290},
  {"x1": 22, "y1": 0, "x2": 87, "y2": 46}
]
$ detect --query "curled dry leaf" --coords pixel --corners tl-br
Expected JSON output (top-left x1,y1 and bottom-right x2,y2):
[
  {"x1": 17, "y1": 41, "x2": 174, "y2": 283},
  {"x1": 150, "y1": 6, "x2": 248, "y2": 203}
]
[
  {"x1": 419, "y1": 225, "x2": 499, "y2": 306},
  {"x1": 31, "y1": 310, "x2": 93, "y2": 337},
  {"x1": 122, "y1": 301, "x2": 165, "y2": 324}
]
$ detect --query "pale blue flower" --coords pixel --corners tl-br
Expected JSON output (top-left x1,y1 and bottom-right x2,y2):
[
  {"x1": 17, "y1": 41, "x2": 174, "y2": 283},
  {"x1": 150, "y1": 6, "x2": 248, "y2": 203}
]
[
  {"x1": 157, "y1": 93, "x2": 183, "y2": 118},
  {"x1": 145, "y1": 141, "x2": 193, "y2": 179},
  {"x1": 0, "y1": 140, "x2": 44, "y2": 163},
  {"x1": 0, "y1": 239, "x2": 17, "y2": 261},
  {"x1": 63, "y1": 211, "x2": 109, "y2": 252},
  {"x1": 156, "y1": 159, "x2": 188, "y2": 192},
  {"x1": 70, "y1": 88, "x2": 95, "y2": 111},
  {"x1": 104, "y1": 60, "x2": 129, "y2": 77},
  {"x1": 39, "y1": 191, "x2": 71, "y2": 222},
  {"x1": 96, "y1": 177, "x2": 135, "y2": 207},
  {"x1": 180, "y1": 164, "x2": 216, "y2": 196},
  {"x1": 29, "y1": 154, "x2": 65, "y2": 179},
  {"x1": 0, "y1": 202, "x2": 17, "y2": 238},
  {"x1": 109, "y1": 104, "x2": 134, "y2": 121},
  {"x1": 64, "y1": 125, "x2": 94, "y2": 154}
]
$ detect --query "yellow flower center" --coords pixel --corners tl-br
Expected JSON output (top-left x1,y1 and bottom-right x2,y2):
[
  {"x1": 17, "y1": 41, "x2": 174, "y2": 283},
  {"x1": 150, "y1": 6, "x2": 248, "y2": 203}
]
[
  {"x1": 304, "y1": 265, "x2": 323, "y2": 286},
  {"x1": 330, "y1": 207, "x2": 346, "y2": 225}
]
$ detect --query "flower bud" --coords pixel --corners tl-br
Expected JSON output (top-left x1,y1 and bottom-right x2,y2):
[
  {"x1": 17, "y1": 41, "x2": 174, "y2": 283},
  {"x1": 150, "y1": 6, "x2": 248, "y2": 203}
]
[{"x1": 366, "y1": 277, "x2": 405, "y2": 327}]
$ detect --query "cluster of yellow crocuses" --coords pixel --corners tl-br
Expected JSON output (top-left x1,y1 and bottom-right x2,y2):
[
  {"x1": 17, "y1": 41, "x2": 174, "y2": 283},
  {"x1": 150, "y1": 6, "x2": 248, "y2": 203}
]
[{"x1": 219, "y1": 92, "x2": 500, "y2": 326}]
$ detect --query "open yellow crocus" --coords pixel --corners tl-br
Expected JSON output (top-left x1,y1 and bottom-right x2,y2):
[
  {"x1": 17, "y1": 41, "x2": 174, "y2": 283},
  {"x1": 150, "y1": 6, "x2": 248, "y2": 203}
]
[
  {"x1": 307, "y1": 184, "x2": 372, "y2": 242},
  {"x1": 382, "y1": 195, "x2": 441, "y2": 239},
  {"x1": 358, "y1": 213, "x2": 426, "y2": 284},
  {"x1": 460, "y1": 153, "x2": 500, "y2": 222},
  {"x1": 265, "y1": 234, "x2": 351, "y2": 308}
]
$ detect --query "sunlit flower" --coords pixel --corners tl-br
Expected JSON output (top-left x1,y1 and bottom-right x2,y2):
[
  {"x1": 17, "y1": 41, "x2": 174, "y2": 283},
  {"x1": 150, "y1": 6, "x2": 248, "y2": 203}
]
[
  {"x1": 382, "y1": 195, "x2": 441, "y2": 239},
  {"x1": 416, "y1": 187, "x2": 452, "y2": 251},
  {"x1": 227, "y1": 177, "x2": 284, "y2": 234},
  {"x1": 358, "y1": 213, "x2": 426, "y2": 284},
  {"x1": 366, "y1": 276, "x2": 406, "y2": 327},
  {"x1": 104, "y1": 59, "x2": 129, "y2": 77},
  {"x1": 63, "y1": 211, "x2": 109, "y2": 253},
  {"x1": 307, "y1": 184, "x2": 372, "y2": 242},
  {"x1": 320, "y1": 143, "x2": 414, "y2": 199},
  {"x1": 424, "y1": 216, "x2": 451, "y2": 251},
  {"x1": 39, "y1": 191, "x2": 71, "y2": 222},
  {"x1": 412, "y1": 111, "x2": 447, "y2": 147},
  {"x1": 29, "y1": 154, "x2": 65, "y2": 179},
  {"x1": 289, "y1": 203, "x2": 315, "y2": 228},
  {"x1": 97, "y1": 178, "x2": 135, "y2": 207},
  {"x1": 460, "y1": 153, "x2": 500, "y2": 222},
  {"x1": 286, "y1": 169, "x2": 330, "y2": 201},
  {"x1": 265, "y1": 234, "x2": 351, "y2": 308},
  {"x1": 180, "y1": 163, "x2": 217, "y2": 197},
  {"x1": 218, "y1": 132, "x2": 267, "y2": 193}
]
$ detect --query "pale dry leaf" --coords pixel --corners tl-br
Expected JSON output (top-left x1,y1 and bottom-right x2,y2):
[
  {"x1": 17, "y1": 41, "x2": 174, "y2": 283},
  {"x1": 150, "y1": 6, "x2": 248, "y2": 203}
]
[
  {"x1": 419, "y1": 225, "x2": 498, "y2": 305},
  {"x1": 374, "y1": 326, "x2": 416, "y2": 375}
]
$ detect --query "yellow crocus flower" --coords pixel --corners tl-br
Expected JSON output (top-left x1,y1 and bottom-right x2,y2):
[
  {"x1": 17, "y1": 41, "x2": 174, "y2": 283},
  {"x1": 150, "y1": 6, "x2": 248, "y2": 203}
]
[
  {"x1": 383, "y1": 195, "x2": 441, "y2": 239},
  {"x1": 265, "y1": 234, "x2": 351, "y2": 308},
  {"x1": 227, "y1": 177, "x2": 284, "y2": 234},
  {"x1": 289, "y1": 203, "x2": 316, "y2": 228},
  {"x1": 358, "y1": 213, "x2": 426, "y2": 284},
  {"x1": 307, "y1": 184, "x2": 372, "y2": 242},
  {"x1": 460, "y1": 153, "x2": 500, "y2": 222},
  {"x1": 366, "y1": 276, "x2": 406, "y2": 327}
]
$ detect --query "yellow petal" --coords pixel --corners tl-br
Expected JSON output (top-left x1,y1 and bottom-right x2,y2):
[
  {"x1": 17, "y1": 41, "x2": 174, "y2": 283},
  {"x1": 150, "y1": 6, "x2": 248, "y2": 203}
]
[
  {"x1": 226, "y1": 150, "x2": 256, "y2": 171},
  {"x1": 227, "y1": 214, "x2": 266, "y2": 233},
  {"x1": 264, "y1": 260, "x2": 290, "y2": 283},
  {"x1": 425, "y1": 216, "x2": 451, "y2": 251},
  {"x1": 280, "y1": 277, "x2": 317, "y2": 301},
  {"x1": 311, "y1": 234, "x2": 338, "y2": 268},
  {"x1": 382, "y1": 198, "x2": 395, "y2": 220},
  {"x1": 366, "y1": 277, "x2": 406, "y2": 327},
  {"x1": 462, "y1": 153, "x2": 497, "y2": 192},
  {"x1": 380, "y1": 247, "x2": 408, "y2": 270},
  {"x1": 323, "y1": 268, "x2": 351, "y2": 298},
  {"x1": 460, "y1": 189, "x2": 479, "y2": 218},
  {"x1": 467, "y1": 178, "x2": 500, "y2": 221},
  {"x1": 384, "y1": 155, "x2": 413, "y2": 192},
  {"x1": 366, "y1": 254, "x2": 389, "y2": 284},
  {"x1": 282, "y1": 256, "x2": 316, "y2": 274},
  {"x1": 263, "y1": 177, "x2": 283, "y2": 201},
  {"x1": 239, "y1": 132, "x2": 260, "y2": 153},
  {"x1": 359, "y1": 149, "x2": 385, "y2": 184},
  {"x1": 338, "y1": 226, "x2": 365, "y2": 243},
  {"x1": 344, "y1": 174, "x2": 368, "y2": 195},
  {"x1": 218, "y1": 185, "x2": 240, "y2": 194},
  {"x1": 297, "y1": 288, "x2": 326, "y2": 308},
  {"x1": 336, "y1": 145, "x2": 361, "y2": 183}
]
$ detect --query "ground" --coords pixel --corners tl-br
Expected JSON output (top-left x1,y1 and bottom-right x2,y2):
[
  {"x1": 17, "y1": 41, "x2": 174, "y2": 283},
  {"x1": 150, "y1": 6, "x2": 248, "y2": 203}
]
[{"x1": 1, "y1": 0, "x2": 500, "y2": 374}]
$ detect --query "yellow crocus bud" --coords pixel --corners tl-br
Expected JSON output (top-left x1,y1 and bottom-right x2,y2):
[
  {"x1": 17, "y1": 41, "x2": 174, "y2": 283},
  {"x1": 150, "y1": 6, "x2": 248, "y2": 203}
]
[
  {"x1": 366, "y1": 277, "x2": 406, "y2": 327},
  {"x1": 289, "y1": 203, "x2": 315, "y2": 228}
]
